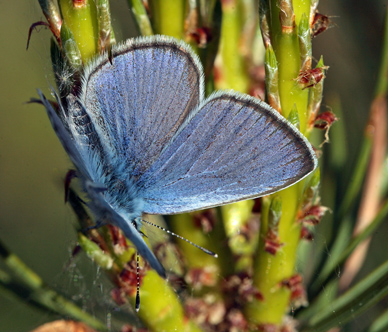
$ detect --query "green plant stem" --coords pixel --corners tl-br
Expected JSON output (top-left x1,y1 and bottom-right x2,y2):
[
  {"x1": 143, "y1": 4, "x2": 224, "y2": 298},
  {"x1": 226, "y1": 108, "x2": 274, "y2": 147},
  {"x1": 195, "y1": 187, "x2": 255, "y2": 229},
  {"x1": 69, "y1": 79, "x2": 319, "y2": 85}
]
[
  {"x1": 220, "y1": 200, "x2": 257, "y2": 272},
  {"x1": 59, "y1": 0, "x2": 99, "y2": 63},
  {"x1": 245, "y1": 0, "x2": 313, "y2": 326},
  {"x1": 149, "y1": 0, "x2": 185, "y2": 38},
  {"x1": 375, "y1": 8, "x2": 388, "y2": 97},
  {"x1": 246, "y1": 184, "x2": 305, "y2": 324},
  {"x1": 369, "y1": 308, "x2": 388, "y2": 332},
  {"x1": 215, "y1": 0, "x2": 250, "y2": 92},
  {"x1": 168, "y1": 213, "x2": 223, "y2": 275},
  {"x1": 127, "y1": 0, "x2": 153, "y2": 36},
  {"x1": 269, "y1": 0, "x2": 309, "y2": 131},
  {"x1": 137, "y1": 270, "x2": 204, "y2": 332},
  {"x1": 0, "y1": 239, "x2": 107, "y2": 331}
]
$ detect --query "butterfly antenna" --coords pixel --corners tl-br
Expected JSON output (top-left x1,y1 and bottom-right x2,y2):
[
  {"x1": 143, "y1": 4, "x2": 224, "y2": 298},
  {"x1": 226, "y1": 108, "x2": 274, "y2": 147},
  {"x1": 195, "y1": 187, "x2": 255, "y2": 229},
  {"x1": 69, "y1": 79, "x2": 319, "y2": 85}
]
[
  {"x1": 142, "y1": 219, "x2": 218, "y2": 257},
  {"x1": 135, "y1": 252, "x2": 140, "y2": 312}
]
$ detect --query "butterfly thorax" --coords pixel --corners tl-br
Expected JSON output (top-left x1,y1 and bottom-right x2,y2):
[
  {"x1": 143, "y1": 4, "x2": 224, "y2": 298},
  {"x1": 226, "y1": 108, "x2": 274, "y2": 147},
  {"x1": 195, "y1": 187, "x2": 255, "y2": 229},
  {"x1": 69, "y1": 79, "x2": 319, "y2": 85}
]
[{"x1": 83, "y1": 165, "x2": 144, "y2": 227}]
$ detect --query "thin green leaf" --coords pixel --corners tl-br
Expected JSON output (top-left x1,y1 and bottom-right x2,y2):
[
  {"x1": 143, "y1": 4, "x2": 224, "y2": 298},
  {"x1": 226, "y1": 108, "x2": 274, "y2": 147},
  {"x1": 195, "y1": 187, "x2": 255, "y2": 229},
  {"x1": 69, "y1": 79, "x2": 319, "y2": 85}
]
[
  {"x1": 302, "y1": 260, "x2": 388, "y2": 332},
  {"x1": 369, "y1": 308, "x2": 388, "y2": 332},
  {"x1": 310, "y1": 199, "x2": 388, "y2": 295},
  {"x1": 0, "y1": 239, "x2": 107, "y2": 331},
  {"x1": 310, "y1": 135, "x2": 373, "y2": 296},
  {"x1": 375, "y1": 8, "x2": 388, "y2": 97},
  {"x1": 127, "y1": 0, "x2": 153, "y2": 36}
]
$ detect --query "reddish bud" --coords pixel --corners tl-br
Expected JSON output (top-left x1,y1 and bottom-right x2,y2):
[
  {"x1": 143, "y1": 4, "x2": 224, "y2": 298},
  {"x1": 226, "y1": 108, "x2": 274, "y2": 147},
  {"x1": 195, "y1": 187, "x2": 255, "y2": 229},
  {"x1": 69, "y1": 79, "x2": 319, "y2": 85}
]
[
  {"x1": 189, "y1": 27, "x2": 212, "y2": 48},
  {"x1": 120, "y1": 258, "x2": 145, "y2": 289},
  {"x1": 299, "y1": 205, "x2": 329, "y2": 225},
  {"x1": 313, "y1": 110, "x2": 338, "y2": 145},
  {"x1": 281, "y1": 274, "x2": 308, "y2": 308},
  {"x1": 300, "y1": 226, "x2": 314, "y2": 241},
  {"x1": 193, "y1": 210, "x2": 217, "y2": 233},
  {"x1": 227, "y1": 309, "x2": 248, "y2": 331},
  {"x1": 73, "y1": 0, "x2": 87, "y2": 7},
  {"x1": 185, "y1": 266, "x2": 217, "y2": 289},
  {"x1": 296, "y1": 67, "x2": 328, "y2": 89},
  {"x1": 111, "y1": 288, "x2": 126, "y2": 306},
  {"x1": 106, "y1": 225, "x2": 128, "y2": 249},
  {"x1": 311, "y1": 12, "x2": 331, "y2": 38},
  {"x1": 264, "y1": 238, "x2": 284, "y2": 255},
  {"x1": 108, "y1": 225, "x2": 120, "y2": 245},
  {"x1": 222, "y1": 273, "x2": 264, "y2": 303},
  {"x1": 185, "y1": 297, "x2": 226, "y2": 326},
  {"x1": 257, "y1": 324, "x2": 278, "y2": 332},
  {"x1": 120, "y1": 268, "x2": 138, "y2": 288},
  {"x1": 314, "y1": 111, "x2": 338, "y2": 129}
]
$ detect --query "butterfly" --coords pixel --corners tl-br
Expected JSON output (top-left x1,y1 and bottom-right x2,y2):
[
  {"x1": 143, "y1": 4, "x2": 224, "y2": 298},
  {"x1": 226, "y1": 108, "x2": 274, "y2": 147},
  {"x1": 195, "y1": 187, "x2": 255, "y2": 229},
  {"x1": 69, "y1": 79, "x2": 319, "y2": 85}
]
[{"x1": 38, "y1": 35, "x2": 317, "y2": 308}]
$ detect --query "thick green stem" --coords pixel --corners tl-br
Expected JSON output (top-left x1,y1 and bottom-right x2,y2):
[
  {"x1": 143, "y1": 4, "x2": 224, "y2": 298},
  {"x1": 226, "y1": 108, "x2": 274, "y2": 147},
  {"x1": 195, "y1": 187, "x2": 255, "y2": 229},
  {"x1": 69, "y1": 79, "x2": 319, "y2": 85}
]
[
  {"x1": 245, "y1": 0, "x2": 315, "y2": 327},
  {"x1": 149, "y1": 0, "x2": 185, "y2": 38},
  {"x1": 59, "y1": 0, "x2": 99, "y2": 63},
  {"x1": 214, "y1": 0, "x2": 250, "y2": 92}
]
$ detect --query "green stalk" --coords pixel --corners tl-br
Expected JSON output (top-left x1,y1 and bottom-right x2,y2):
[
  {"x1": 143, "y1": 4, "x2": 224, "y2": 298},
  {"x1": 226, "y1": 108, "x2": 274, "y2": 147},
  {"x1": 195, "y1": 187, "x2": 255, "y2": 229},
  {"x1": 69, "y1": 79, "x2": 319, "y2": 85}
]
[
  {"x1": 59, "y1": 0, "x2": 99, "y2": 63},
  {"x1": 302, "y1": 200, "x2": 388, "y2": 320},
  {"x1": 309, "y1": 116, "x2": 373, "y2": 297},
  {"x1": 214, "y1": 0, "x2": 250, "y2": 92},
  {"x1": 375, "y1": 8, "x2": 388, "y2": 98},
  {"x1": 369, "y1": 309, "x2": 388, "y2": 332},
  {"x1": 168, "y1": 212, "x2": 224, "y2": 275},
  {"x1": 269, "y1": 0, "x2": 309, "y2": 129},
  {"x1": 137, "y1": 271, "x2": 203, "y2": 332},
  {"x1": 149, "y1": 0, "x2": 185, "y2": 38},
  {"x1": 245, "y1": 0, "x2": 318, "y2": 327},
  {"x1": 0, "y1": 239, "x2": 107, "y2": 331},
  {"x1": 302, "y1": 260, "x2": 388, "y2": 332},
  {"x1": 127, "y1": 0, "x2": 153, "y2": 36}
]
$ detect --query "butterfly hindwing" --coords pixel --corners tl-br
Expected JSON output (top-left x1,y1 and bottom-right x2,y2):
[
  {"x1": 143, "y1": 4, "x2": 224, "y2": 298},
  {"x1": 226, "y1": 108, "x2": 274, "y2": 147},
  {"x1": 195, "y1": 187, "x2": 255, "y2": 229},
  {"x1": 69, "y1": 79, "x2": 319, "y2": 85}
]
[{"x1": 137, "y1": 92, "x2": 317, "y2": 214}]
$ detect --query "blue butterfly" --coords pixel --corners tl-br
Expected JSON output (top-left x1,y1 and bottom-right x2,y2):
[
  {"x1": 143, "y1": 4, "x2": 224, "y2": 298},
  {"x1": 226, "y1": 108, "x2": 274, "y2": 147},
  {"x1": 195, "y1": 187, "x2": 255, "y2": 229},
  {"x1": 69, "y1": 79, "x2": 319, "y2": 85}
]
[{"x1": 39, "y1": 35, "x2": 317, "y2": 286}]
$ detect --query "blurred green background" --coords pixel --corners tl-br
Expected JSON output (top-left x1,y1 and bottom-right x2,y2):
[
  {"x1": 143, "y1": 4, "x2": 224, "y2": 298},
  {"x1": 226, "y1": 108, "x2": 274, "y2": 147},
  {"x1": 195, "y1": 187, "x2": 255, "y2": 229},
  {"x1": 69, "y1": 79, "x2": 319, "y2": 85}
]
[{"x1": 0, "y1": 1, "x2": 387, "y2": 331}]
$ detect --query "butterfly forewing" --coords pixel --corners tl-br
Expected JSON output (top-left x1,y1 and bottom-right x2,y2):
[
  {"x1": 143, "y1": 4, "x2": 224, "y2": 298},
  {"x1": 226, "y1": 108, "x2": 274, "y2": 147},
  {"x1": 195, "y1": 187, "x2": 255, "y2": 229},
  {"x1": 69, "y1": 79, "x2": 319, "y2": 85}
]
[{"x1": 80, "y1": 37, "x2": 203, "y2": 181}]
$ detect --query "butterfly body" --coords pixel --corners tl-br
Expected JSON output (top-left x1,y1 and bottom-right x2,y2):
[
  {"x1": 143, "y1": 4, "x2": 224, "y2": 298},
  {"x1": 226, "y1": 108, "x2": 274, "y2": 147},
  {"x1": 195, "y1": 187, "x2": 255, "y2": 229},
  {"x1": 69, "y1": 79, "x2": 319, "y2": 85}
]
[{"x1": 39, "y1": 35, "x2": 317, "y2": 278}]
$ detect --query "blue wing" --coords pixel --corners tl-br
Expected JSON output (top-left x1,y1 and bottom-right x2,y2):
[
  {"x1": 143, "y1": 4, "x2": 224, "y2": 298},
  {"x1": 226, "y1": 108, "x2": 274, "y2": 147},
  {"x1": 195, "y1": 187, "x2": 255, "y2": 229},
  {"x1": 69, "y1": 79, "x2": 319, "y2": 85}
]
[
  {"x1": 79, "y1": 35, "x2": 203, "y2": 183},
  {"x1": 38, "y1": 89, "x2": 166, "y2": 278},
  {"x1": 137, "y1": 91, "x2": 317, "y2": 214},
  {"x1": 38, "y1": 89, "x2": 95, "y2": 181}
]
